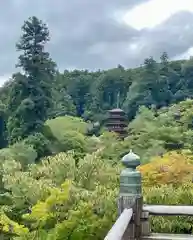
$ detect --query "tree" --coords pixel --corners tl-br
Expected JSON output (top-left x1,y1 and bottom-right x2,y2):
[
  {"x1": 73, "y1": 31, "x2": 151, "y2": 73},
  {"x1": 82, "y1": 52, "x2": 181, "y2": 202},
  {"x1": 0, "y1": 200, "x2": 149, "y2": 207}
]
[
  {"x1": 179, "y1": 58, "x2": 193, "y2": 99},
  {"x1": 123, "y1": 57, "x2": 159, "y2": 119},
  {"x1": 0, "y1": 151, "x2": 119, "y2": 239},
  {"x1": 89, "y1": 67, "x2": 132, "y2": 121},
  {"x1": 0, "y1": 101, "x2": 7, "y2": 148},
  {"x1": 49, "y1": 88, "x2": 76, "y2": 118},
  {"x1": 7, "y1": 16, "x2": 56, "y2": 144},
  {"x1": 64, "y1": 70, "x2": 93, "y2": 116}
]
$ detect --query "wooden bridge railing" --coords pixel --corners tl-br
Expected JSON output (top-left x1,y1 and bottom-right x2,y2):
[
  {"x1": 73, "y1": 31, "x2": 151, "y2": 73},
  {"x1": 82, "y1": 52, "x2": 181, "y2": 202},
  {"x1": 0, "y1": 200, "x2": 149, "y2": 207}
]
[
  {"x1": 104, "y1": 150, "x2": 193, "y2": 240},
  {"x1": 104, "y1": 208, "x2": 133, "y2": 240}
]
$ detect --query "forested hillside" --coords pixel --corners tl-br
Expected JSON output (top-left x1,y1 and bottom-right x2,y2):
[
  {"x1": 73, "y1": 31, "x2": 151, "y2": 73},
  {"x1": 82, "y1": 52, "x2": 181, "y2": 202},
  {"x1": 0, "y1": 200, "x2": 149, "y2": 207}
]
[{"x1": 0, "y1": 16, "x2": 192, "y2": 239}]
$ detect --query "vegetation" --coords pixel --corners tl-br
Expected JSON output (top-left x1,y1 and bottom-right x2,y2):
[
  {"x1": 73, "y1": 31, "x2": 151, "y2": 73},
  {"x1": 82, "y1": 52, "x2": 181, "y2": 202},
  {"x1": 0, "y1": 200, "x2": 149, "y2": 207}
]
[{"x1": 0, "y1": 16, "x2": 192, "y2": 239}]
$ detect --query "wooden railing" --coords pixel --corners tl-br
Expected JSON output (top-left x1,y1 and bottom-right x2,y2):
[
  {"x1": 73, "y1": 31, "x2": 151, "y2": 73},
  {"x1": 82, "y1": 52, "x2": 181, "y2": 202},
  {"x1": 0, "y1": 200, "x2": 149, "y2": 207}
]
[
  {"x1": 143, "y1": 204, "x2": 193, "y2": 216},
  {"x1": 104, "y1": 208, "x2": 133, "y2": 240},
  {"x1": 104, "y1": 150, "x2": 193, "y2": 240},
  {"x1": 105, "y1": 201, "x2": 193, "y2": 240},
  {"x1": 143, "y1": 204, "x2": 193, "y2": 240}
]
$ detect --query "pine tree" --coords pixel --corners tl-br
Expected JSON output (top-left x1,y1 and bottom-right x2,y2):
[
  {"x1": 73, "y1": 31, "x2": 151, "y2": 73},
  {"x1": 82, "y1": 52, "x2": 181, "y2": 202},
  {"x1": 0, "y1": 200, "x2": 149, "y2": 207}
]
[
  {"x1": 0, "y1": 101, "x2": 7, "y2": 148},
  {"x1": 7, "y1": 16, "x2": 56, "y2": 144}
]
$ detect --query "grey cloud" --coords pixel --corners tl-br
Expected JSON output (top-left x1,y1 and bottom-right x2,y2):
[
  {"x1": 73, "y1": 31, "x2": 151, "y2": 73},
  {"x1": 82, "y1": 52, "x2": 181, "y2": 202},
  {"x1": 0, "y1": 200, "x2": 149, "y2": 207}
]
[
  {"x1": 145, "y1": 11, "x2": 193, "y2": 58},
  {"x1": 0, "y1": 0, "x2": 147, "y2": 80},
  {"x1": 124, "y1": 11, "x2": 193, "y2": 66},
  {"x1": 0, "y1": 0, "x2": 193, "y2": 86}
]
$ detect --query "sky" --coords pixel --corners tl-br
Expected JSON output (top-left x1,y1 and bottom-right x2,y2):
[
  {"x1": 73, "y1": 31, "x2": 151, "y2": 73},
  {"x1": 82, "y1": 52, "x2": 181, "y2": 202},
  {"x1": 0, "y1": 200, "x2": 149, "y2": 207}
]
[{"x1": 1, "y1": 0, "x2": 193, "y2": 85}]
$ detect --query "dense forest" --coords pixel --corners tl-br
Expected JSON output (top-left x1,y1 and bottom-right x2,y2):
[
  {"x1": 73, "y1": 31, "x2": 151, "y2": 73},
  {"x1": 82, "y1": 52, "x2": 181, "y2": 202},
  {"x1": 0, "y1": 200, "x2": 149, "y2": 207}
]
[{"x1": 0, "y1": 16, "x2": 192, "y2": 239}]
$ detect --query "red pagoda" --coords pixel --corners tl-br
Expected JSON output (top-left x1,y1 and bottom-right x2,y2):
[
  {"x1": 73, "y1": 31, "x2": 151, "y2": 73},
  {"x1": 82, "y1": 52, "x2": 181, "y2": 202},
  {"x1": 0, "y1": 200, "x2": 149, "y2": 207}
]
[{"x1": 106, "y1": 108, "x2": 127, "y2": 138}]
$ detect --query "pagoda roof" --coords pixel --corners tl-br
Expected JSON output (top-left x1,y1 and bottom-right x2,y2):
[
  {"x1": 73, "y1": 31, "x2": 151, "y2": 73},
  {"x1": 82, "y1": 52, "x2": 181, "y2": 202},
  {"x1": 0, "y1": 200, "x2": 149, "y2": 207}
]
[{"x1": 108, "y1": 108, "x2": 125, "y2": 113}]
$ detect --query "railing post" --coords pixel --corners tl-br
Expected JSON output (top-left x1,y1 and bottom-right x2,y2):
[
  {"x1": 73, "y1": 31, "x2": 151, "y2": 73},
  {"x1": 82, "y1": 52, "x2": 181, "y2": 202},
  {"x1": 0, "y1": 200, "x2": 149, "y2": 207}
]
[{"x1": 118, "y1": 150, "x2": 142, "y2": 239}]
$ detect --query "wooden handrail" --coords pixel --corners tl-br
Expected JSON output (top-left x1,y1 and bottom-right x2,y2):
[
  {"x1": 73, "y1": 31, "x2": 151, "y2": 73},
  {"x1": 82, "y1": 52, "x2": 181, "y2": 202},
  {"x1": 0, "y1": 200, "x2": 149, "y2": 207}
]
[
  {"x1": 142, "y1": 233, "x2": 193, "y2": 239},
  {"x1": 143, "y1": 205, "x2": 193, "y2": 216},
  {"x1": 110, "y1": 151, "x2": 193, "y2": 239},
  {"x1": 104, "y1": 208, "x2": 133, "y2": 240},
  {"x1": 104, "y1": 204, "x2": 193, "y2": 240}
]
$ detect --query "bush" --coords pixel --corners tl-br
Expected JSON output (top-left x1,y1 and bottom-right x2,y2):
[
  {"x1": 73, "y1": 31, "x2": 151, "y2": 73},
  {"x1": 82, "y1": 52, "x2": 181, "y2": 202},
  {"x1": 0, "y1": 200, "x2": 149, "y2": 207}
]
[
  {"x1": 138, "y1": 151, "x2": 193, "y2": 187},
  {"x1": 124, "y1": 100, "x2": 193, "y2": 162},
  {"x1": 45, "y1": 116, "x2": 89, "y2": 156},
  {"x1": 0, "y1": 148, "x2": 193, "y2": 238},
  {"x1": 56, "y1": 130, "x2": 87, "y2": 154},
  {"x1": 139, "y1": 151, "x2": 193, "y2": 234},
  {"x1": 24, "y1": 132, "x2": 51, "y2": 159},
  {"x1": 0, "y1": 100, "x2": 192, "y2": 238},
  {"x1": 0, "y1": 151, "x2": 120, "y2": 239},
  {"x1": 0, "y1": 141, "x2": 37, "y2": 169},
  {"x1": 46, "y1": 116, "x2": 87, "y2": 137},
  {"x1": 144, "y1": 183, "x2": 193, "y2": 234}
]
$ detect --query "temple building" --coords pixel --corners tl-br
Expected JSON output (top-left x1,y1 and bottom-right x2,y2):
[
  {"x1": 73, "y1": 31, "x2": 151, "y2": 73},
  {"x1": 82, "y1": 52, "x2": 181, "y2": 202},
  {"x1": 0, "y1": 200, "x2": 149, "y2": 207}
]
[{"x1": 106, "y1": 108, "x2": 127, "y2": 138}]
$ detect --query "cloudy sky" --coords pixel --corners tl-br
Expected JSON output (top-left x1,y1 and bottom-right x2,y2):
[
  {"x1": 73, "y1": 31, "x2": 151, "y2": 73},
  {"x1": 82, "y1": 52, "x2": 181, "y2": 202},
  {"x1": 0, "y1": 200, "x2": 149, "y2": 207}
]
[{"x1": 1, "y1": 0, "x2": 193, "y2": 85}]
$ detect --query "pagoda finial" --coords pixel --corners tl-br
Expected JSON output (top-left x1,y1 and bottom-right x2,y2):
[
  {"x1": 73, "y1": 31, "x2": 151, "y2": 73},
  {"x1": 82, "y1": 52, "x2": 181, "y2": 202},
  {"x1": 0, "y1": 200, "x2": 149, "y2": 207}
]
[{"x1": 117, "y1": 91, "x2": 120, "y2": 108}]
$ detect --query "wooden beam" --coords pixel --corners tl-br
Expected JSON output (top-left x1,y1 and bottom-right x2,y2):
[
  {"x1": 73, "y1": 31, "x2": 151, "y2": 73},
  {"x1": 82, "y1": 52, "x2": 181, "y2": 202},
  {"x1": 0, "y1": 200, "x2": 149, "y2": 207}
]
[
  {"x1": 142, "y1": 233, "x2": 193, "y2": 240},
  {"x1": 104, "y1": 208, "x2": 133, "y2": 240},
  {"x1": 143, "y1": 205, "x2": 193, "y2": 216}
]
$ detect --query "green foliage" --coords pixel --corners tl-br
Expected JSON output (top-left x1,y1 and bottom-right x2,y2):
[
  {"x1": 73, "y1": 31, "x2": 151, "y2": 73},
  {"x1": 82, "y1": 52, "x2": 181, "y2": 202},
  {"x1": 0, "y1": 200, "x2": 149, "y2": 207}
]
[
  {"x1": 122, "y1": 99, "x2": 193, "y2": 162},
  {"x1": 0, "y1": 101, "x2": 7, "y2": 148},
  {"x1": 48, "y1": 78, "x2": 76, "y2": 118},
  {"x1": 0, "y1": 142, "x2": 37, "y2": 169},
  {"x1": 0, "y1": 148, "x2": 192, "y2": 238},
  {"x1": 0, "y1": 211, "x2": 29, "y2": 237},
  {"x1": 7, "y1": 16, "x2": 56, "y2": 144},
  {"x1": 139, "y1": 151, "x2": 193, "y2": 234},
  {"x1": 123, "y1": 53, "x2": 181, "y2": 119},
  {"x1": 58, "y1": 70, "x2": 93, "y2": 116},
  {"x1": 90, "y1": 100, "x2": 193, "y2": 165},
  {"x1": 45, "y1": 116, "x2": 89, "y2": 156},
  {"x1": 0, "y1": 101, "x2": 192, "y2": 238},
  {"x1": 56, "y1": 131, "x2": 86, "y2": 153},
  {"x1": 46, "y1": 116, "x2": 87, "y2": 136},
  {"x1": 91, "y1": 67, "x2": 132, "y2": 114},
  {"x1": 144, "y1": 184, "x2": 193, "y2": 234},
  {"x1": 0, "y1": 151, "x2": 119, "y2": 239},
  {"x1": 24, "y1": 133, "x2": 51, "y2": 159},
  {"x1": 0, "y1": 15, "x2": 192, "y2": 239}
]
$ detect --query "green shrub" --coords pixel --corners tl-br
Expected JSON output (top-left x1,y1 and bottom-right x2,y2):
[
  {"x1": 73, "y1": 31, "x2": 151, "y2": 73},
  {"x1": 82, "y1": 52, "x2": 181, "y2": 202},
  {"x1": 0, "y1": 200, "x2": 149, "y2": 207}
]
[
  {"x1": 0, "y1": 152, "x2": 120, "y2": 239},
  {"x1": 144, "y1": 184, "x2": 193, "y2": 234},
  {"x1": 56, "y1": 130, "x2": 86, "y2": 153},
  {"x1": 46, "y1": 116, "x2": 87, "y2": 137},
  {"x1": 24, "y1": 132, "x2": 51, "y2": 159},
  {"x1": 0, "y1": 141, "x2": 37, "y2": 169}
]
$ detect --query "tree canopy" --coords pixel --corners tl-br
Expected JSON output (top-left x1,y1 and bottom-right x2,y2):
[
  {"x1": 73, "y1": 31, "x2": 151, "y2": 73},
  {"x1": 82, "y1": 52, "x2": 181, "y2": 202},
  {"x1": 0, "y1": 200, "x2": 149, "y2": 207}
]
[
  {"x1": 0, "y1": 16, "x2": 192, "y2": 239},
  {"x1": 7, "y1": 17, "x2": 56, "y2": 144}
]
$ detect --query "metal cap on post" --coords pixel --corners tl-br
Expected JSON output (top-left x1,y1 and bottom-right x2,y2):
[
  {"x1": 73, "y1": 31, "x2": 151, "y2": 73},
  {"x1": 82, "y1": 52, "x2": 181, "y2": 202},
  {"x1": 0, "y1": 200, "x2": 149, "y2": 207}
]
[
  {"x1": 120, "y1": 150, "x2": 141, "y2": 202},
  {"x1": 119, "y1": 150, "x2": 142, "y2": 239}
]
